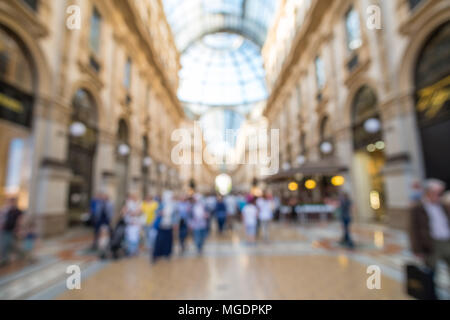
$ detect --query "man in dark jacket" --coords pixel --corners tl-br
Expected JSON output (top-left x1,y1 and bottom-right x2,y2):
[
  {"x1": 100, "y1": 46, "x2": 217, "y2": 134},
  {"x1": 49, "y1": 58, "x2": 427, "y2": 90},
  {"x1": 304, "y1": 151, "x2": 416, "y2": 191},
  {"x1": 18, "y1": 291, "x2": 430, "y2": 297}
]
[
  {"x1": 0, "y1": 197, "x2": 24, "y2": 266},
  {"x1": 410, "y1": 179, "x2": 450, "y2": 283},
  {"x1": 91, "y1": 193, "x2": 114, "y2": 250}
]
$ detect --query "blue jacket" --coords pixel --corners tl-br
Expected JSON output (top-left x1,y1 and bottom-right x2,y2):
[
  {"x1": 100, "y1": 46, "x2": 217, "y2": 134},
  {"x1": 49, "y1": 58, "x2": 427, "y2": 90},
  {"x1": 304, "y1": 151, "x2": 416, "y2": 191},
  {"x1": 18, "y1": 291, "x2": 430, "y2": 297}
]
[{"x1": 91, "y1": 200, "x2": 114, "y2": 224}]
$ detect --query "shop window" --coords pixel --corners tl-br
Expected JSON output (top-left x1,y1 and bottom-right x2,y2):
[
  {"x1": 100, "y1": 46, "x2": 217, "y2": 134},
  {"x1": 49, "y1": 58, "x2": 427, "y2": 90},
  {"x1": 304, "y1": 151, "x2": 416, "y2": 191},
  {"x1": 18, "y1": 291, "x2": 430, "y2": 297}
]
[
  {"x1": 5, "y1": 139, "x2": 25, "y2": 195},
  {"x1": 415, "y1": 21, "x2": 450, "y2": 188}
]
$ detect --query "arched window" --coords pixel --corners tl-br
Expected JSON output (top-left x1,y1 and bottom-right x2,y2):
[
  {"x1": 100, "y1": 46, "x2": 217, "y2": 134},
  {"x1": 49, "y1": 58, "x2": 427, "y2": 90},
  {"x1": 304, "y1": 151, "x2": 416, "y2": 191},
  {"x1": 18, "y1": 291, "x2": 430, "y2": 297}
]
[
  {"x1": 69, "y1": 89, "x2": 98, "y2": 150},
  {"x1": 67, "y1": 89, "x2": 98, "y2": 219},
  {"x1": 0, "y1": 26, "x2": 34, "y2": 93},
  {"x1": 414, "y1": 21, "x2": 450, "y2": 188},
  {"x1": 351, "y1": 85, "x2": 382, "y2": 151},
  {"x1": 319, "y1": 116, "x2": 334, "y2": 158}
]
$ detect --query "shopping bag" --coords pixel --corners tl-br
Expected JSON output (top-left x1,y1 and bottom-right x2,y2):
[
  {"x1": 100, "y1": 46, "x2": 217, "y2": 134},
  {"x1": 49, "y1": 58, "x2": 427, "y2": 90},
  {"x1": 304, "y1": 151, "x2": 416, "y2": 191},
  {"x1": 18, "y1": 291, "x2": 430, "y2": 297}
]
[{"x1": 405, "y1": 264, "x2": 437, "y2": 300}]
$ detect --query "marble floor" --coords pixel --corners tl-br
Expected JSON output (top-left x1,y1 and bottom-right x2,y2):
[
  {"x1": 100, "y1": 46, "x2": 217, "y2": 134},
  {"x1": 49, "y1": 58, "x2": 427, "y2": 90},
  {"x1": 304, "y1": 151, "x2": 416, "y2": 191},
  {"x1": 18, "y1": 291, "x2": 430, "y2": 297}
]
[{"x1": 1, "y1": 222, "x2": 448, "y2": 300}]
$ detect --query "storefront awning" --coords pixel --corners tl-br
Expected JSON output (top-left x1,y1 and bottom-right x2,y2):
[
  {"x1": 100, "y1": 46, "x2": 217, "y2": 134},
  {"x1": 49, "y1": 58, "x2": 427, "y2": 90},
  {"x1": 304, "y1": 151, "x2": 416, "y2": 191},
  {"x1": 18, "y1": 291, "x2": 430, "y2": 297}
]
[{"x1": 265, "y1": 158, "x2": 348, "y2": 183}]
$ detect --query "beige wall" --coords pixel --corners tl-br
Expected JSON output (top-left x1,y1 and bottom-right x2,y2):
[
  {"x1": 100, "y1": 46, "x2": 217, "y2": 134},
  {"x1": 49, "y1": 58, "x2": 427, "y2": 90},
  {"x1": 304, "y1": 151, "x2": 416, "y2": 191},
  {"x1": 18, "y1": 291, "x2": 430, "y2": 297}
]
[
  {"x1": 0, "y1": 0, "x2": 183, "y2": 236},
  {"x1": 261, "y1": 0, "x2": 450, "y2": 229}
]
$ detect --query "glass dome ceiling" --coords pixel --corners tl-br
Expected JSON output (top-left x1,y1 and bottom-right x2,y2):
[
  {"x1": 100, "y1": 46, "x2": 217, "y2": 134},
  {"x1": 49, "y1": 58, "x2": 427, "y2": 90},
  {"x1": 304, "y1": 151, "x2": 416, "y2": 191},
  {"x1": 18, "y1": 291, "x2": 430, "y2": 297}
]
[
  {"x1": 163, "y1": 0, "x2": 279, "y2": 52},
  {"x1": 178, "y1": 33, "x2": 268, "y2": 108},
  {"x1": 162, "y1": 0, "x2": 279, "y2": 159}
]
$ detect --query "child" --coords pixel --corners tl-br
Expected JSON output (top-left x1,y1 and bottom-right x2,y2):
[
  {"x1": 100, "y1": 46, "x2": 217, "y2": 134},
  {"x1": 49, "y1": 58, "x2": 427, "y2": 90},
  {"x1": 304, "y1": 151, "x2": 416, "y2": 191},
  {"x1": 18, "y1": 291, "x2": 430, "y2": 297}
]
[
  {"x1": 125, "y1": 212, "x2": 142, "y2": 257},
  {"x1": 22, "y1": 220, "x2": 38, "y2": 264},
  {"x1": 242, "y1": 197, "x2": 258, "y2": 244}
]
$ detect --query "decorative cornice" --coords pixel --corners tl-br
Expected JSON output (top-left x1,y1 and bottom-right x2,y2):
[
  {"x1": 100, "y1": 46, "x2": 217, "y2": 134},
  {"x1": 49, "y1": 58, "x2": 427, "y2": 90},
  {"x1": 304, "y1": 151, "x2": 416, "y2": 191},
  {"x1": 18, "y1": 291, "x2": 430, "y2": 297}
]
[{"x1": 3, "y1": 0, "x2": 49, "y2": 38}]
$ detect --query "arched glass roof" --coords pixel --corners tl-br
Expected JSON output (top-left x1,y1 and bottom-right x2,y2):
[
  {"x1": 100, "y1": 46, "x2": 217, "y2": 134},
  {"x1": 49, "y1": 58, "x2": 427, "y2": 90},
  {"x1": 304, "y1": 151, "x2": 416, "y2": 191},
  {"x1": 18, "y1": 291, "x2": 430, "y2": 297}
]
[
  {"x1": 178, "y1": 33, "x2": 267, "y2": 108},
  {"x1": 163, "y1": 0, "x2": 279, "y2": 52},
  {"x1": 162, "y1": 0, "x2": 279, "y2": 159}
]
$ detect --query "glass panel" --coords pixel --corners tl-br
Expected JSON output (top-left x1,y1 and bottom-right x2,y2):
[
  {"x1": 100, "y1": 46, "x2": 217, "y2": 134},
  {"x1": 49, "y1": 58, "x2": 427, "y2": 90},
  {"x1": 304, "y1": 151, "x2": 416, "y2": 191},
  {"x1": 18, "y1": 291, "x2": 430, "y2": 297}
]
[
  {"x1": 162, "y1": 0, "x2": 279, "y2": 51},
  {"x1": 345, "y1": 7, "x2": 362, "y2": 51},
  {"x1": 315, "y1": 56, "x2": 326, "y2": 90},
  {"x1": 89, "y1": 8, "x2": 101, "y2": 54},
  {"x1": 124, "y1": 58, "x2": 132, "y2": 89}
]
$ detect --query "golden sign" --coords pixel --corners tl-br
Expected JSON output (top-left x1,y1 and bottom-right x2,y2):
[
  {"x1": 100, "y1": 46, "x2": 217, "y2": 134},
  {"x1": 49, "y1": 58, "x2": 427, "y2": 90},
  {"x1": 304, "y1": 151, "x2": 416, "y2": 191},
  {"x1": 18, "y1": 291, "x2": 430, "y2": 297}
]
[
  {"x1": 0, "y1": 93, "x2": 24, "y2": 113},
  {"x1": 417, "y1": 75, "x2": 450, "y2": 119}
]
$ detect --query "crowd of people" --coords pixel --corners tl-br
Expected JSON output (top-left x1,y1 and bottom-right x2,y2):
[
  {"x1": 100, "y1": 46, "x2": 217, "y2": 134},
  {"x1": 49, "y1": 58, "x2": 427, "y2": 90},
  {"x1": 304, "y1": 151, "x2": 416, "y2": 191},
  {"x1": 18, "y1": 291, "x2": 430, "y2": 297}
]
[
  {"x1": 88, "y1": 190, "x2": 279, "y2": 263},
  {"x1": 1, "y1": 179, "x2": 449, "y2": 300}
]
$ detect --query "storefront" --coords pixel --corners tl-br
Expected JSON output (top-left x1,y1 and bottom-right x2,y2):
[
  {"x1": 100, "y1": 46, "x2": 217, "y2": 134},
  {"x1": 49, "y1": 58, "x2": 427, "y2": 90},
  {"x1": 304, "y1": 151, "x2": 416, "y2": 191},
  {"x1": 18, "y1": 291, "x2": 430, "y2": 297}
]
[
  {"x1": 0, "y1": 25, "x2": 36, "y2": 210},
  {"x1": 415, "y1": 21, "x2": 450, "y2": 188},
  {"x1": 351, "y1": 85, "x2": 386, "y2": 222},
  {"x1": 67, "y1": 89, "x2": 98, "y2": 225}
]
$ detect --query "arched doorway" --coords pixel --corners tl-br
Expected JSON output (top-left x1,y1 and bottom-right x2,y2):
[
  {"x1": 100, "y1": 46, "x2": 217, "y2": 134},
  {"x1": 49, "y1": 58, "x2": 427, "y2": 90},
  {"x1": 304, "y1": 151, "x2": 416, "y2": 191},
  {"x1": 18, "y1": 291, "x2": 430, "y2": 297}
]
[
  {"x1": 0, "y1": 25, "x2": 36, "y2": 209},
  {"x1": 414, "y1": 21, "x2": 450, "y2": 188},
  {"x1": 116, "y1": 119, "x2": 130, "y2": 210},
  {"x1": 351, "y1": 85, "x2": 386, "y2": 222},
  {"x1": 67, "y1": 89, "x2": 98, "y2": 225}
]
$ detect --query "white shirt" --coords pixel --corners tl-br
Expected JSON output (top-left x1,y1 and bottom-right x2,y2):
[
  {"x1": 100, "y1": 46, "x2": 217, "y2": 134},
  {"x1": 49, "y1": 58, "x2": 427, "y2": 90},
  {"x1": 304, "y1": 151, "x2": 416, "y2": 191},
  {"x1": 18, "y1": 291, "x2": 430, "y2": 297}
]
[
  {"x1": 225, "y1": 196, "x2": 237, "y2": 216},
  {"x1": 256, "y1": 198, "x2": 273, "y2": 222},
  {"x1": 242, "y1": 204, "x2": 258, "y2": 226},
  {"x1": 423, "y1": 201, "x2": 450, "y2": 240}
]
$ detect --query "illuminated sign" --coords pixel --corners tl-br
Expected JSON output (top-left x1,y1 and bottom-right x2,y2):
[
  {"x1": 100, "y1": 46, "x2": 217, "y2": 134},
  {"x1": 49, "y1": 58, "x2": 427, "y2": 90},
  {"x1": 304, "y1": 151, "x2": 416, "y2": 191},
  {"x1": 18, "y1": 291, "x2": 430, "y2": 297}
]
[{"x1": 0, "y1": 80, "x2": 33, "y2": 128}]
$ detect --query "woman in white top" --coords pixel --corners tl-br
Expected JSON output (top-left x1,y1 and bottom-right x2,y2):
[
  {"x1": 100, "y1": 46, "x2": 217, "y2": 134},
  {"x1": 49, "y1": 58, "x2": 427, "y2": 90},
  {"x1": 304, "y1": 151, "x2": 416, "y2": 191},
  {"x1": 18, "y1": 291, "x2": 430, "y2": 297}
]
[
  {"x1": 256, "y1": 193, "x2": 274, "y2": 242},
  {"x1": 121, "y1": 194, "x2": 142, "y2": 256},
  {"x1": 242, "y1": 197, "x2": 258, "y2": 244}
]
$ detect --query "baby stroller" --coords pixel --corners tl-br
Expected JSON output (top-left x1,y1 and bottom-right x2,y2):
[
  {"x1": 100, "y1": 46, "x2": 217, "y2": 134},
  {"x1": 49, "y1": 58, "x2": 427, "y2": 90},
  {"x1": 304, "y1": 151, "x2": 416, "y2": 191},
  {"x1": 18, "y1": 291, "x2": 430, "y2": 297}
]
[{"x1": 110, "y1": 218, "x2": 126, "y2": 260}]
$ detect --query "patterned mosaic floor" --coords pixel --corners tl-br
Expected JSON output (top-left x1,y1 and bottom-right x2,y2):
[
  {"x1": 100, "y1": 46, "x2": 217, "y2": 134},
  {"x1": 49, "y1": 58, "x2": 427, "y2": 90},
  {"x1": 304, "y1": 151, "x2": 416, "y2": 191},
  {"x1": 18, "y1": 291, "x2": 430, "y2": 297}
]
[{"x1": 0, "y1": 222, "x2": 448, "y2": 300}]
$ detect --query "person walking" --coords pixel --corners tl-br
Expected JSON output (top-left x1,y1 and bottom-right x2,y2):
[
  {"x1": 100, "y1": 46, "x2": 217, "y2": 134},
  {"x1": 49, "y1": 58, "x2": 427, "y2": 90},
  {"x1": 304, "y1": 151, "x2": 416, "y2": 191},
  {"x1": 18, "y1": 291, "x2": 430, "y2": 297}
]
[
  {"x1": 338, "y1": 192, "x2": 354, "y2": 249},
  {"x1": 91, "y1": 193, "x2": 114, "y2": 251},
  {"x1": 122, "y1": 194, "x2": 142, "y2": 257},
  {"x1": 257, "y1": 192, "x2": 274, "y2": 242},
  {"x1": 214, "y1": 196, "x2": 227, "y2": 235},
  {"x1": 224, "y1": 193, "x2": 238, "y2": 230},
  {"x1": 410, "y1": 179, "x2": 450, "y2": 298},
  {"x1": 0, "y1": 197, "x2": 24, "y2": 266},
  {"x1": 141, "y1": 195, "x2": 159, "y2": 250},
  {"x1": 153, "y1": 191, "x2": 177, "y2": 262},
  {"x1": 205, "y1": 193, "x2": 217, "y2": 237},
  {"x1": 242, "y1": 197, "x2": 258, "y2": 244},
  {"x1": 177, "y1": 196, "x2": 191, "y2": 254},
  {"x1": 189, "y1": 195, "x2": 208, "y2": 255}
]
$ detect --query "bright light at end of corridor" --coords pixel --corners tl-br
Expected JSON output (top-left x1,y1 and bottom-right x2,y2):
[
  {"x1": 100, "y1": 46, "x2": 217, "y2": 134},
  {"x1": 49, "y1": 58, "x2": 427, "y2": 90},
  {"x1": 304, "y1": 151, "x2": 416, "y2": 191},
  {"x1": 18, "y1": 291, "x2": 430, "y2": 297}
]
[{"x1": 215, "y1": 174, "x2": 232, "y2": 196}]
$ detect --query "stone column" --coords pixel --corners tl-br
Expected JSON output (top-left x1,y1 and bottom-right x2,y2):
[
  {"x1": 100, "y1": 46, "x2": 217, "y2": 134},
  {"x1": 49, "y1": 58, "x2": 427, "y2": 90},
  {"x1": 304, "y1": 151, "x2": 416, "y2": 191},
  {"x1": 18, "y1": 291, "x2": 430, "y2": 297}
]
[
  {"x1": 94, "y1": 130, "x2": 117, "y2": 202},
  {"x1": 31, "y1": 98, "x2": 72, "y2": 237},
  {"x1": 380, "y1": 95, "x2": 422, "y2": 230}
]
